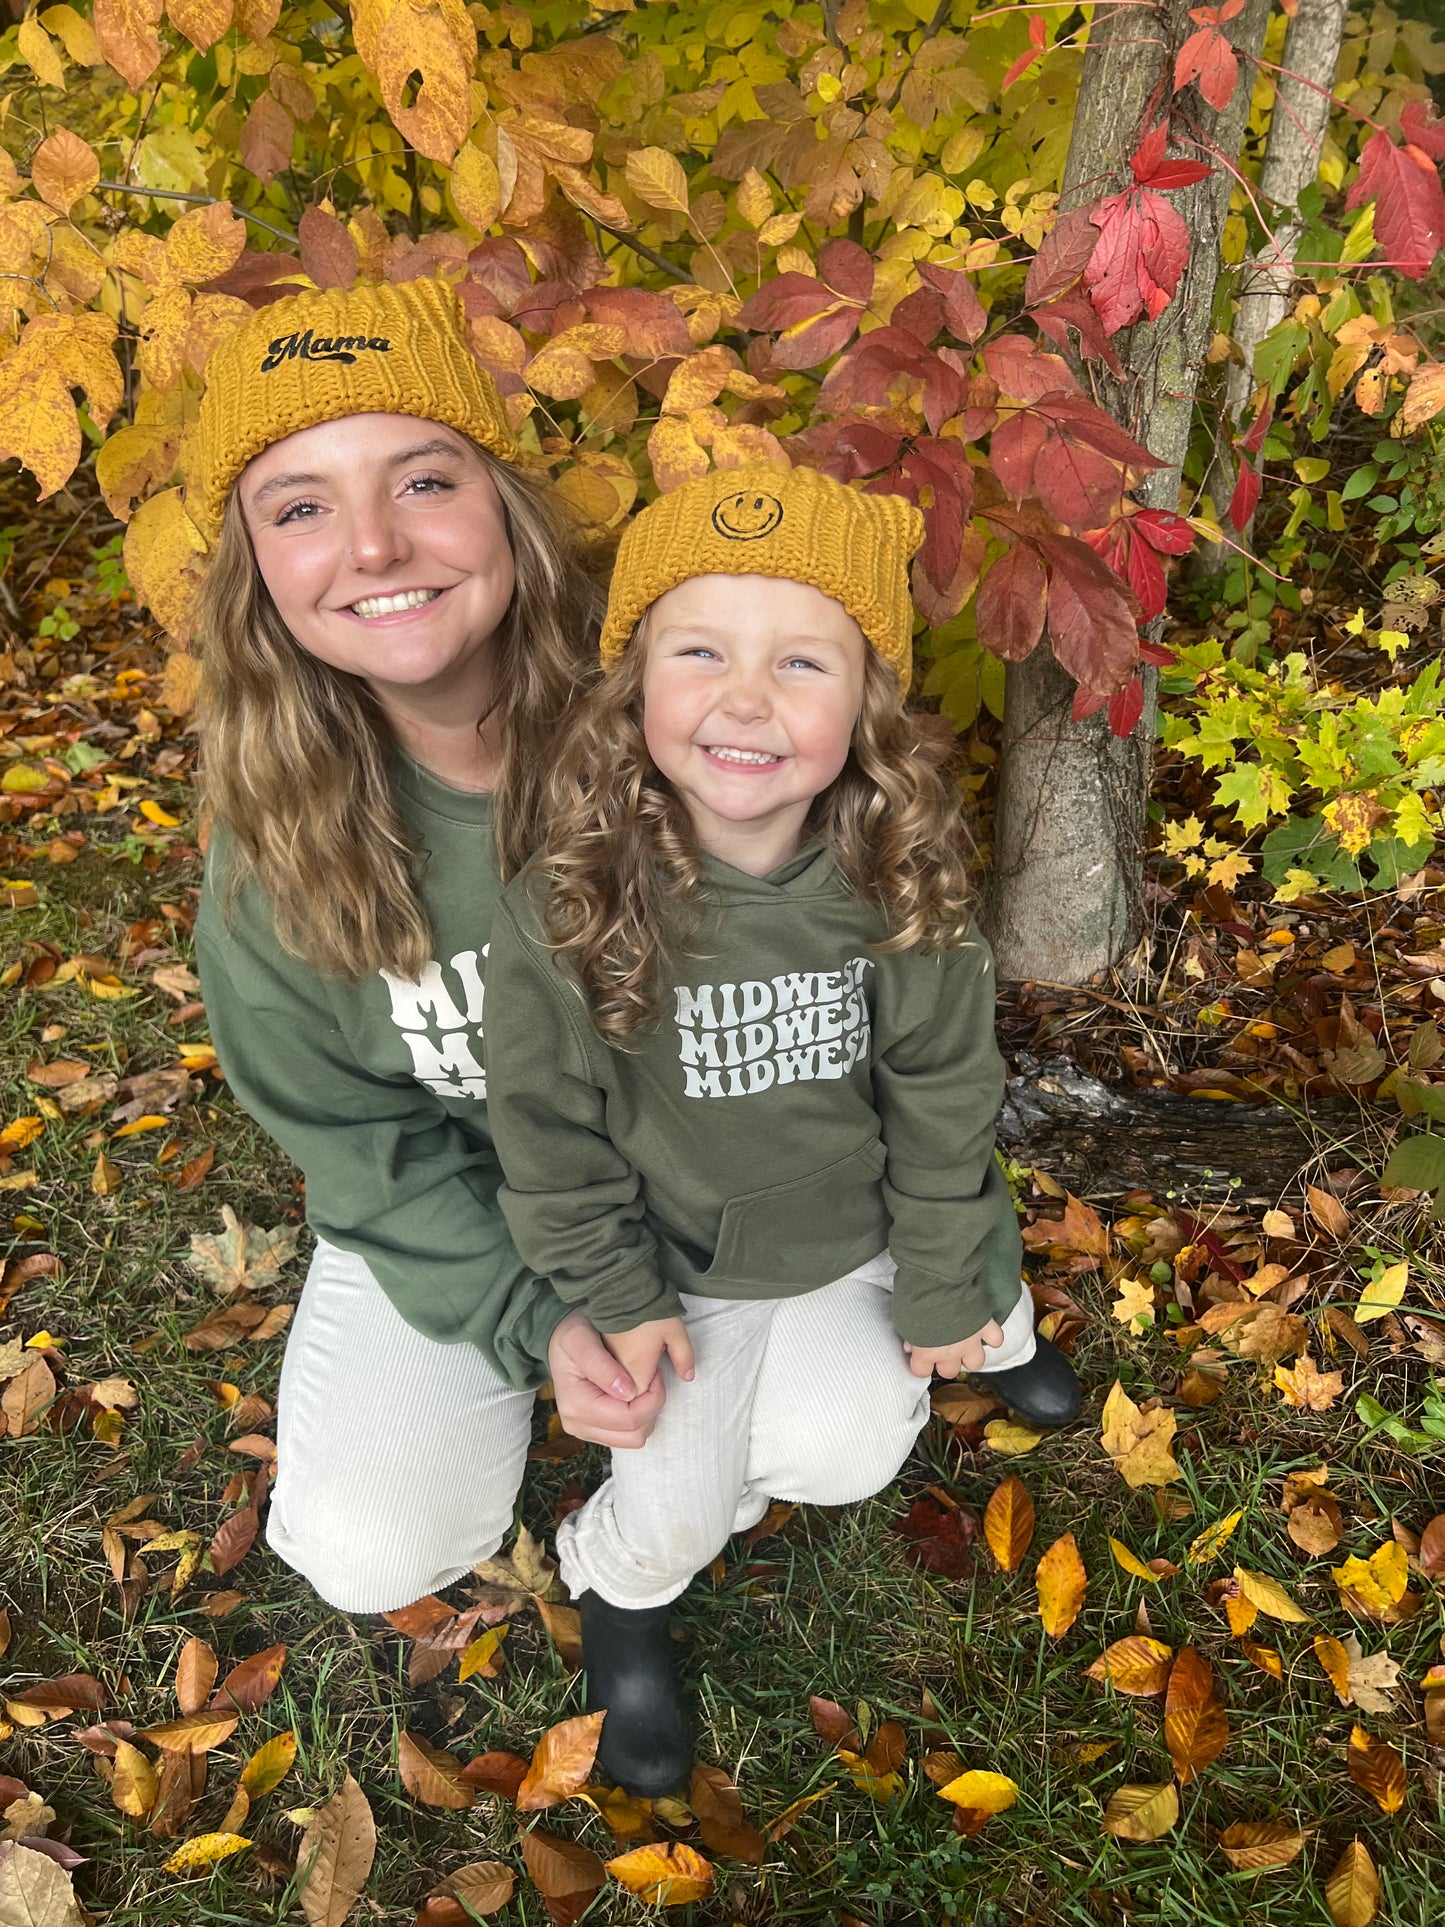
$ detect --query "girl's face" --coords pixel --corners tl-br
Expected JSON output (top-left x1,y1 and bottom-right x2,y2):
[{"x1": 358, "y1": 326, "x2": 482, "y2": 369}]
[
  {"x1": 239, "y1": 413, "x2": 515, "y2": 708},
  {"x1": 641, "y1": 573, "x2": 868, "y2": 874}
]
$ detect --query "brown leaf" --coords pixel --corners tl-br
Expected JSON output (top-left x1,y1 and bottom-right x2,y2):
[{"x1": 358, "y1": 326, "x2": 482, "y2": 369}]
[
  {"x1": 183, "y1": 1301, "x2": 269, "y2": 1351},
  {"x1": 13, "y1": 1673, "x2": 106, "y2": 1713},
  {"x1": 458, "y1": 1752, "x2": 528, "y2": 1800},
  {"x1": 688, "y1": 1764, "x2": 763, "y2": 1865},
  {"x1": 137, "y1": 1711, "x2": 238, "y2": 1753},
  {"x1": 1036, "y1": 1531, "x2": 1087, "y2": 1637},
  {"x1": 397, "y1": 1730, "x2": 473, "y2": 1811},
  {"x1": 1419, "y1": 1512, "x2": 1445, "y2": 1577},
  {"x1": 212, "y1": 1643, "x2": 286, "y2": 1713},
  {"x1": 519, "y1": 1828, "x2": 604, "y2": 1924},
  {"x1": 1306, "y1": 1183, "x2": 1351, "y2": 1240},
  {"x1": 515, "y1": 1712, "x2": 606, "y2": 1811},
  {"x1": 147, "y1": 1747, "x2": 205, "y2": 1840},
  {"x1": 1084, "y1": 1636, "x2": 1173, "y2": 1697},
  {"x1": 1163, "y1": 1647, "x2": 1228, "y2": 1784},
  {"x1": 298, "y1": 1774, "x2": 376, "y2": 1927},
  {"x1": 809, "y1": 1696, "x2": 859, "y2": 1751},
  {"x1": 1217, "y1": 1820, "x2": 1309, "y2": 1869},
  {"x1": 1288, "y1": 1491, "x2": 1343, "y2": 1556},
  {"x1": 535, "y1": 1598, "x2": 582, "y2": 1668},
  {"x1": 208, "y1": 1506, "x2": 260, "y2": 1578},
  {"x1": 983, "y1": 1474, "x2": 1035, "y2": 1573},
  {"x1": 1346, "y1": 1725, "x2": 1406, "y2": 1813},
  {"x1": 176, "y1": 1636, "x2": 218, "y2": 1714},
  {"x1": 2, "y1": 1357, "x2": 56, "y2": 1437},
  {"x1": 422, "y1": 1861, "x2": 516, "y2": 1920},
  {"x1": 1325, "y1": 1837, "x2": 1381, "y2": 1927}
]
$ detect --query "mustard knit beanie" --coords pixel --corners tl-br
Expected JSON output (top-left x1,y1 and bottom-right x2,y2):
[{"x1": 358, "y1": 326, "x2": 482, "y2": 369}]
[
  {"x1": 188, "y1": 276, "x2": 518, "y2": 542},
  {"x1": 599, "y1": 465, "x2": 925, "y2": 691}
]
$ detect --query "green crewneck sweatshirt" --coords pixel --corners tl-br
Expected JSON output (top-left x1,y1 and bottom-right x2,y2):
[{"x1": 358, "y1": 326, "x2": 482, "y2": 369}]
[
  {"x1": 484, "y1": 845, "x2": 1023, "y2": 1348},
  {"x1": 195, "y1": 755, "x2": 568, "y2": 1390}
]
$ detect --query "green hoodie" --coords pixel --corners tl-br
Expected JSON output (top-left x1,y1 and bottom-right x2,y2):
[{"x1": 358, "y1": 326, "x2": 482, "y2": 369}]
[
  {"x1": 195, "y1": 755, "x2": 567, "y2": 1390},
  {"x1": 484, "y1": 846, "x2": 1023, "y2": 1348}
]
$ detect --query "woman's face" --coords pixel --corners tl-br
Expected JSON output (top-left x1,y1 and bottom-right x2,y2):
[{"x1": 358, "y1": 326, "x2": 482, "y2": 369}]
[{"x1": 239, "y1": 413, "x2": 515, "y2": 706}]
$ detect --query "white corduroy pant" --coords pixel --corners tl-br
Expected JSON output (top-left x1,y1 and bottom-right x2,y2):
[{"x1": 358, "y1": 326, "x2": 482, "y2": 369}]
[{"x1": 266, "y1": 1239, "x2": 1036, "y2": 1615}]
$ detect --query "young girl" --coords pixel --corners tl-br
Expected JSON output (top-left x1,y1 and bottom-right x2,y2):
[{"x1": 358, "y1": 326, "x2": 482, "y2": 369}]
[
  {"x1": 483, "y1": 465, "x2": 1083, "y2": 1795},
  {"x1": 190, "y1": 275, "x2": 663, "y2": 1618}
]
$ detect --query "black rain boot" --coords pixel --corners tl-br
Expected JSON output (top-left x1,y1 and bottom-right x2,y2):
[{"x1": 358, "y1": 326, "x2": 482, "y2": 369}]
[
  {"x1": 578, "y1": 1590, "x2": 692, "y2": 1798},
  {"x1": 970, "y1": 1334, "x2": 1083, "y2": 1428}
]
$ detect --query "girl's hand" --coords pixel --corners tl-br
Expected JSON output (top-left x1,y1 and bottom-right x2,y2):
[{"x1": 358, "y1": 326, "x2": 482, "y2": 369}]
[
  {"x1": 904, "y1": 1319, "x2": 1005, "y2": 1380},
  {"x1": 603, "y1": 1316, "x2": 696, "y2": 1400},
  {"x1": 548, "y1": 1310, "x2": 666, "y2": 1450}
]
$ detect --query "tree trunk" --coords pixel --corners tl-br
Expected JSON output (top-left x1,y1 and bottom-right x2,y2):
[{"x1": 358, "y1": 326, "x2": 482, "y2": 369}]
[
  {"x1": 1197, "y1": 0, "x2": 1351, "y2": 564},
  {"x1": 986, "y1": 0, "x2": 1271, "y2": 985}
]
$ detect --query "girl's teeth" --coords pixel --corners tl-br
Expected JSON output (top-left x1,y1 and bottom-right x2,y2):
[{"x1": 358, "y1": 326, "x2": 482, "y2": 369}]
[
  {"x1": 350, "y1": 588, "x2": 442, "y2": 618},
  {"x1": 710, "y1": 747, "x2": 780, "y2": 764}
]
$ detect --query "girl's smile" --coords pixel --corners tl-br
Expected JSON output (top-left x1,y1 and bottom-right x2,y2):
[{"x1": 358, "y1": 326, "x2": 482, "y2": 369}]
[{"x1": 641, "y1": 573, "x2": 867, "y2": 877}]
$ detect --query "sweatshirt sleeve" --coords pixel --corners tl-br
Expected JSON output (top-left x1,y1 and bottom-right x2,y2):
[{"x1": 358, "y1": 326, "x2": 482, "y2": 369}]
[
  {"x1": 196, "y1": 880, "x2": 567, "y2": 1392},
  {"x1": 483, "y1": 898, "x2": 684, "y2": 1335},
  {"x1": 872, "y1": 929, "x2": 1024, "y2": 1348}
]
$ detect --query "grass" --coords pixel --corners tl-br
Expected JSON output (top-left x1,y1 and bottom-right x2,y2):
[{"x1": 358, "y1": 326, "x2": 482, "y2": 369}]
[{"x1": 4, "y1": 830, "x2": 1445, "y2": 1926}]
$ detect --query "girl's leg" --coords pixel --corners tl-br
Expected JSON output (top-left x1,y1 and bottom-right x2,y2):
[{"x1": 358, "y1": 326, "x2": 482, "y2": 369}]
[
  {"x1": 555, "y1": 1295, "x2": 774, "y2": 1610},
  {"x1": 267, "y1": 1239, "x2": 535, "y2": 1613},
  {"x1": 736, "y1": 1256, "x2": 931, "y2": 1521}
]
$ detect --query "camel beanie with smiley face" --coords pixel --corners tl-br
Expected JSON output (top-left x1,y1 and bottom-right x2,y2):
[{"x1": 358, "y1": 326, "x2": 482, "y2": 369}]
[{"x1": 598, "y1": 465, "x2": 925, "y2": 692}]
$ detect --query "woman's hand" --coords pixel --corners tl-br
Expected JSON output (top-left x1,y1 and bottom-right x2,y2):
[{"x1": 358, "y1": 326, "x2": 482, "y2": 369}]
[
  {"x1": 602, "y1": 1316, "x2": 695, "y2": 1400},
  {"x1": 548, "y1": 1310, "x2": 667, "y2": 1449},
  {"x1": 904, "y1": 1318, "x2": 1005, "y2": 1380}
]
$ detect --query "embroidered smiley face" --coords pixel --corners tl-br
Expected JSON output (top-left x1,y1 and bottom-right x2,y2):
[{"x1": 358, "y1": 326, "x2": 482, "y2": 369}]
[{"x1": 710, "y1": 489, "x2": 785, "y2": 541}]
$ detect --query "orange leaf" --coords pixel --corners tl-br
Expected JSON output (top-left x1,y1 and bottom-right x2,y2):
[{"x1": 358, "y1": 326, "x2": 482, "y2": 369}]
[
  {"x1": 606, "y1": 1841, "x2": 714, "y2": 1905},
  {"x1": 175, "y1": 1636, "x2": 218, "y2": 1715},
  {"x1": 1084, "y1": 1636, "x2": 1173, "y2": 1696},
  {"x1": 212, "y1": 1642, "x2": 286, "y2": 1713},
  {"x1": 398, "y1": 1729, "x2": 473, "y2": 1811},
  {"x1": 520, "y1": 1828, "x2": 604, "y2": 1906},
  {"x1": 1163, "y1": 1647, "x2": 1228, "y2": 1784},
  {"x1": 137, "y1": 1711, "x2": 239, "y2": 1753},
  {"x1": 1035, "y1": 1531, "x2": 1087, "y2": 1637},
  {"x1": 1325, "y1": 1837, "x2": 1381, "y2": 1927},
  {"x1": 1217, "y1": 1820, "x2": 1309, "y2": 1869},
  {"x1": 1346, "y1": 1725, "x2": 1406, "y2": 1814},
  {"x1": 983, "y1": 1473, "x2": 1035, "y2": 1572},
  {"x1": 515, "y1": 1711, "x2": 606, "y2": 1811}
]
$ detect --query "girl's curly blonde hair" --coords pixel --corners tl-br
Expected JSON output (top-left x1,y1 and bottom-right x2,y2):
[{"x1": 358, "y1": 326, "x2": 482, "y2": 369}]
[{"x1": 535, "y1": 630, "x2": 976, "y2": 1047}]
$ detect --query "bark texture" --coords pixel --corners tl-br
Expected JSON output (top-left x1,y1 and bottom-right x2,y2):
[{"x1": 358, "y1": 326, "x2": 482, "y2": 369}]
[
  {"x1": 1198, "y1": 0, "x2": 1351, "y2": 562},
  {"x1": 986, "y1": 0, "x2": 1271, "y2": 985}
]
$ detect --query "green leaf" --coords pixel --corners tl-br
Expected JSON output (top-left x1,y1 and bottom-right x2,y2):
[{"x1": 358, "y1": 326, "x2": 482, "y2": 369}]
[
  {"x1": 1382, "y1": 1131, "x2": 1445, "y2": 1192},
  {"x1": 1260, "y1": 816, "x2": 1364, "y2": 891}
]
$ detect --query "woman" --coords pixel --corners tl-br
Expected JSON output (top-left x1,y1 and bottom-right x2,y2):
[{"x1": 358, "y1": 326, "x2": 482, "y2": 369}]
[{"x1": 190, "y1": 277, "x2": 962, "y2": 1621}]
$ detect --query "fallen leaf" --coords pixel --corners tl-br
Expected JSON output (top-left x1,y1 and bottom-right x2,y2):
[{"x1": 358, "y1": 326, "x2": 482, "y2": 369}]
[
  {"x1": 809, "y1": 1696, "x2": 859, "y2": 1751},
  {"x1": 138, "y1": 1711, "x2": 239, "y2": 1753},
  {"x1": 162, "y1": 1831, "x2": 251, "y2": 1874},
  {"x1": 935, "y1": 1769, "x2": 1018, "y2": 1813},
  {"x1": 929, "y1": 1382, "x2": 1003, "y2": 1425},
  {"x1": 535, "y1": 1598, "x2": 582, "y2": 1668},
  {"x1": 983, "y1": 1418, "x2": 1045, "y2": 1454},
  {"x1": 1275, "y1": 1353, "x2": 1344, "y2": 1410},
  {"x1": 1237, "y1": 1637, "x2": 1283, "y2": 1680},
  {"x1": 983, "y1": 1475, "x2": 1034, "y2": 1572},
  {"x1": 13, "y1": 1673, "x2": 106, "y2": 1714},
  {"x1": 1233, "y1": 1566, "x2": 1309, "y2": 1623},
  {"x1": 0, "y1": 1842, "x2": 85, "y2": 1926},
  {"x1": 1306, "y1": 1184, "x2": 1351, "y2": 1239},
  {"x1": 241, "y1": 1731, "x2": 298, "y2": 1798},
  {"x1": 1420, "y1": 1512, "x2": 1445, "y2": 1577},
  {"x1": 176, "y1": 1637, "x2": 218, "y2": 1715},
  {"x1": 458, "y1": 1752, "x2": 528, "y2": 1800},
  {"x1": 111, "y1": 1739, "x2": 159, "y2": 1818},
  {"x1": 520, "y1": 1828, "x2": 604, "y2": 1922},
  {"x1": 458, "y1": 1625, "x2": 508, "y2": 1683},
  {"x1": 515, "y1": 1712, "x2": 606, "y2": 1811},
  {"x1": 1333, "y1": 1542, "x2": 1409, "y2": 1615},
  {"x1": 398, "y1": 1731, "x2": 473, "y2": 1811},
  {"x1": 188, "y1": 1206, "x2": 299, "y2": 1297},
  {"x1": 606, "y1": 1840, "x2": 714, "y2": 1904},
  {"x1": 1355, "y1": 1260, "x2": 1408, "y2": 1324},
  {"x1": 892, "y1": 1497, "x2": 977, "y2": 1579},
  {"x1": 423, "y1": 1861, "x2": 516, "y2": 1918},
  {"x1": 688, "y1": 1764, "x2": 763, "y2": 1864},
  {"x1": 1108, "y1": 1538, "x2": 1162, "y2": 1585},
  {"x1": 1101, "y1": 1381, "x2": 1180, "y2": 1488},
  {"x1": 212, "y1": 1643, "x2": 286, "y2": 1713},
  {"x1": 1101, "y1": 1780, "x2": 1179, "y2": 1841},
  {"x1": 1315, "y1": 1633, "x2": 1354, "y2": 1703},
  {"x1": 1036, "y1": 1531, "x2": 1087, "y2": 1637},
  {"x1": 1085, "y1": 1636, "x2": 1173, "y2": 1696},
  {"x1": 297, "y1": 1774, "x2": 376, "y2": 1927},
  {"x1": 1346, "y1": 1725, "x2": 1406, "y2": 1813},
  {"x1": 1217, "y1": 1819, "x2": 1309, "y2": 1869},
  {"x1": 1325, "y1": 1837, "x2": 1381, "y2": 1927},
  {"x1": 1288, "y1": 1491, "x2": 1343, "y2": 1556},
  {"x1": 1163, "y1": 1647, "x2": 1228, "y2": 1784}
]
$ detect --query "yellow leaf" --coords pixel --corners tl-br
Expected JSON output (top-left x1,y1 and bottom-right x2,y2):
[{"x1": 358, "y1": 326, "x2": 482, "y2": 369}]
[
  {"x1": 1100, "y1": 1380, "x2": 1180, "y2": 1488},
  {"x1": 1186, "y1": 1509, "x2": 1244, "y2": 1566},
  {"x1": 1217, "y1": 1820, "x2": 1310, "y2": 1869},
  {"x1": 1100, "y1": 1781, "x2": 1179, "y2": 1841},
  {"x1": 1084, "y1": 1637, "x2": 1174, "y2": 1697},
  {"x1": 935, "y1": 1770, "x2": 1018, "y2": 1813},
  {"x1": 1274, "y1": 1353, "x2": 1344, "y2": 1410},
  {"x1": 123, "y1": 487, "x2": 208, "y2": 645},
  {"x1": 30, "y1": 127, "x2": 99, "y2": 214},
  {"x1": 240, "y1": 1730, "x2": 297, "y2": 1796},
  {"x1": 983, "y1": 1418, "x2": 1045, "y2": 1455},
  {"x1": 1332, "y1": 1542, "x2": 1408, "y2": 1613},
  {"x1": 625, "y1": 146, "x2": 690, "y2": 214},
  {"x1": 451, "y1": 142, "x2": 502, "y2": 232},
  {"x1": 0, "y1": 366, "x2": 82, "y2": 501},
  {"x1": 1355, "y1": 1260, "x2": 1407, "y2": 1323},
  {"x1": 375, "y1": 1, "x2": 472, "y2": 164},
  {"x1": 1233, "y1": 1565, "x2": 1310, "y2": 1623},
  {"x1": 606, "y1": 1841, "x2": 714, "y2": 1904},
  {"x1": 140, "y1": 799, "x2": 182, "y2": 827},
  {"x1": 92, "y1": 1152, "x2": 121, "y2": 1196},
  {"x1": 17, "y1": 13, "x2": 67, "y2": 88},
  {"x1": 1346, "y1": 1724, "x2": 1407, "y2": 1814},
  {"x1": 457, "y1": 1623, "x2": 507, "y2": 1682},
  {"x1": 1108, "y1": 1538, "x2": 1162, "y2": 1584},
  {"x1": 1325, "y1": 1837, "x2": 1381, "y2": 1927},
  {"x1": 0, "y1": 1117, "x2": 45, "y2": 1151},
  {"x1": 735, "y1": 166, "x2": 773, "y2": 226},
  {"x1": 112, "y1": 1115, "x2": 170, "y2": 1138},
  {"x1": 1035, "y1": 1531, "x2": 1087, "y2": 1638},
  {"x1": 983, "y1": 1474, "x2": 1035, "y2": 1572},
  {"x1": 162, "y1": 1831, "x2": 252, "y2": 1874},
  {"x1": 167, "y1": 0, "x2": 232, "y2": 50},
  {"x1": 1315, "y1": 1634, "x2": 1353, "y2": 1702},
  {"x1": 92, "y1": 0, "x2": 165, "y2": 87},
  {"x1": 41, "y1": 5, "x2": 103, "y2": 66},
  {"x1": 111, "y1": 1738, "x2": 159, "y2": 1817}
]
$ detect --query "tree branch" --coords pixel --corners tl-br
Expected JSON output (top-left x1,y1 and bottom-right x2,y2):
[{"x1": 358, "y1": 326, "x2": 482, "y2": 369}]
[{"x1": 94, "y1": 180, "x2": 298, "y2": 247}]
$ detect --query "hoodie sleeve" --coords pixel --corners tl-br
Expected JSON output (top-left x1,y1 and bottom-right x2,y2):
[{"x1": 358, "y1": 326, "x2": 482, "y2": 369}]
[
  {"x1": 483, "y1": 896, "x2": 685, "y2": 1334},
  {"x1": 871, "y1": 929, "x2": 1024, "y2": 1348},
  {"x1": 197, "y1": 872, "x2": 568, "y2": 1392}
]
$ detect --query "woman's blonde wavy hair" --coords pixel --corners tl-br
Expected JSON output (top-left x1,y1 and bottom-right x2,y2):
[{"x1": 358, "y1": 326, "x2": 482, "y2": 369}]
[
  {"x1": 197, "y1": 445, "x2": 604, "y2": 982},
  {"x1": 535, "y1": 629, "x2": 975, "y2": 1048}
]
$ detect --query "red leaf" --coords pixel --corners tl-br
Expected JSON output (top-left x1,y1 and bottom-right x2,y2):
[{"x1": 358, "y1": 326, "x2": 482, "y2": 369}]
[
  {"x1": 918, "y1": 261, "x2": 988, "y2": 343},
  {"x1": 817, "y1": 237, "x2": 875, "y2": 305},
  {"x1": 1238, "y1": 397, "x2": 1273, "y2": 454},
  {"x1": 890, "y1": 286, "x2": 946, "y2": 344},
  {"x1": 1001, "y1": 18, "x2": 1046, "y2": 91},
  {"x1": 992, "y1": 395, "x2": 1160, "y2": 530},
  {"x1": 819, "y1": 330, "x2": 964, "y2": 433},
  {"x1": 1038, "y1": 533, "x2": 1140, "y2": 694},
  {"x1": 1345, "y1": 130, "x2": 1445, "y2": 280},
  {"x1": 1401, "y1": 100, "x2": 1445, "y2": 162},
  {"x1": 805, "y1": 416, "x2": 907, "y2": 481},
  {"x1": 208, "y1": 1505, "x2": 260, "y2": 1577},
  {"x1": 1173, "y1": 27, "x2": 1239, "y2": 111},
  {"x1": 1124, "y1": 532, "x2": 1168, "y2": 620},
  {"x1": 1139, "y1": 636, "x2": 1175, "y2": 666},
  {"x1": 1107, "y1": 675, "x2": 1146, "y2": 739},
  {"x1": 1030, "y1": 289, "x2": 1124, "y2": 373},
  {"x1": 1130, "y1": 123, "x2": 1213, "y2": 190},
  {"x1": 982, "y1": 333, "x2": 1078, "y2": 401},
  {"x1": 1131, "y1": 507, "x2": 1195, "y2": 554},
  {"x1": 885, "y1": 439, "x2": 974, "y2": 587},
  {"x1": 892, "y1": 1499, "x2": 976, "y2": 1580},
  {"x1": 976, "y1": 543, "x2": 1048, "y2": 662},
  {"x1": 584, "y1": 287, "x2": 694, "y2": 359},
  {"x1": 1025, "y1": 208, "x2": 1100, "y2": 306},
  {"x1": 1085, "y1": 188, "x2": 1192, "y2": 332},
  {"x1": 1130, "y1": 121, "x2": 1169, "y2": 183},
  {"x1": 989, "y1": 409, "x2": 1050, "y2": 502},
  {"x1": 1228, "y1": 457, "x2": 1261, "y2": 532}
]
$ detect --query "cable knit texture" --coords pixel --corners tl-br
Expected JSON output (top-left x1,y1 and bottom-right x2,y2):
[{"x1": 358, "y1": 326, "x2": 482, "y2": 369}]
[
  {"x1": 598, "y1": 464, "x2": 925, "y2": 690},
  {"x1": 189, "y1": 276, "x2": 517, "y2": 539}
]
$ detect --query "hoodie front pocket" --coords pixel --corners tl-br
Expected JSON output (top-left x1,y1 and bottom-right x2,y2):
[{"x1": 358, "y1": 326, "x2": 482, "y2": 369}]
[{"x1": 704, "y1": 1137, "x2": 890, "y2": 1288}]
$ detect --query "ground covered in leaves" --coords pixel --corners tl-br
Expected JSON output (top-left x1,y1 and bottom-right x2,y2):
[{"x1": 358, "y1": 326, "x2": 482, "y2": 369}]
[{"x1": 3, "y1": 479, "x2": 1445, "y2": 1926}]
